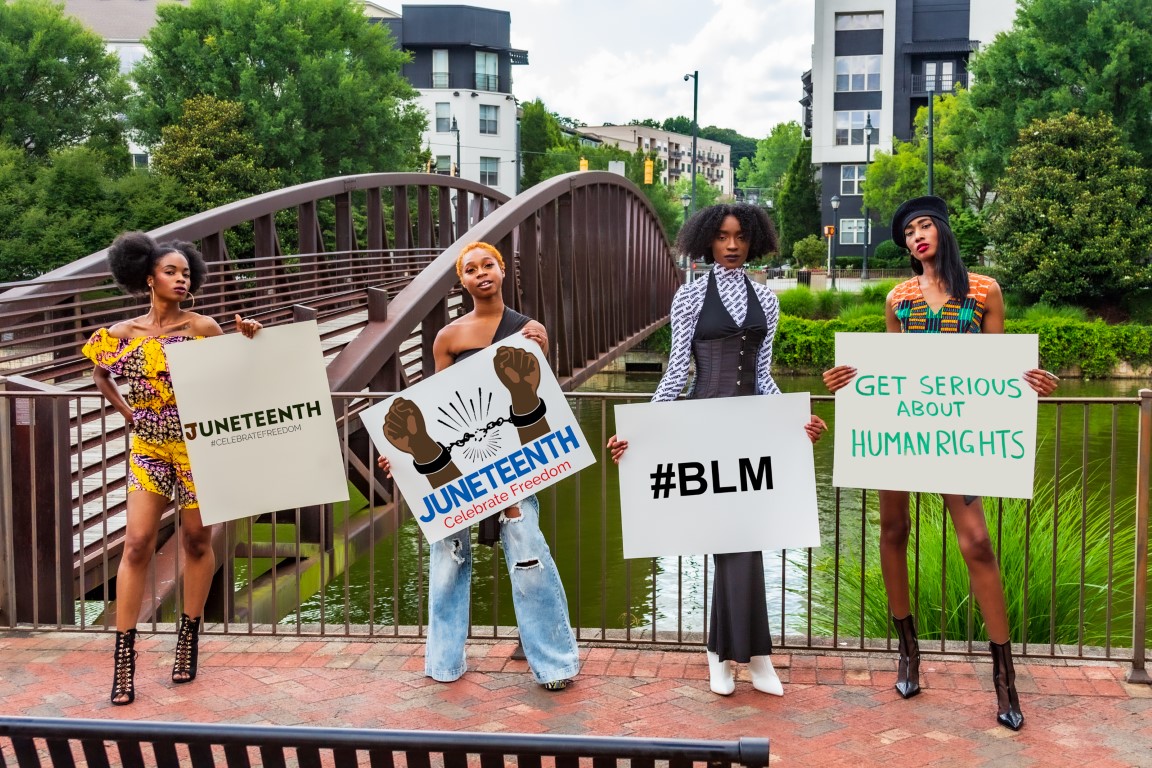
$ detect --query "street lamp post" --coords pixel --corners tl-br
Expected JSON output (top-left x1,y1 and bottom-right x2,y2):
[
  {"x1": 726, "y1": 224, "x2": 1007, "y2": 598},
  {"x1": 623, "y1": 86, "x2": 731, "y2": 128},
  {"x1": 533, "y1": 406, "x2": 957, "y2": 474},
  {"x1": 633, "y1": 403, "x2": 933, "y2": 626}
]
[
  {"x1": 683, "y1": 70, "x2": 698, "y2": 215},
  {"x1": 829, "y1": 194, "x2": 840, "y2": 289},
  {"x1": 680, "y1": 193, "x2": 692, "y2": 276},
  {"x1": 450, "y1": 117, "x2": 461, "y2": 178},
  {"x1": 926, "y1": 82, "x2": 935, "y2": 196},
  {"x1": 863, "y1": 114, "x2": 875, "y2": 280}
]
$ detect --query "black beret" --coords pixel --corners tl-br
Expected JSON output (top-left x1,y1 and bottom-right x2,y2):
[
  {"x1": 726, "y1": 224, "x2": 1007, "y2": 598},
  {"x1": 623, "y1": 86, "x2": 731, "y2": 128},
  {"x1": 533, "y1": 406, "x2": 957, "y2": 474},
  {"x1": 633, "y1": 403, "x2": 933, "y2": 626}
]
[{"x1": 891, "y1": 196, "x2": 949, "y2": 244}]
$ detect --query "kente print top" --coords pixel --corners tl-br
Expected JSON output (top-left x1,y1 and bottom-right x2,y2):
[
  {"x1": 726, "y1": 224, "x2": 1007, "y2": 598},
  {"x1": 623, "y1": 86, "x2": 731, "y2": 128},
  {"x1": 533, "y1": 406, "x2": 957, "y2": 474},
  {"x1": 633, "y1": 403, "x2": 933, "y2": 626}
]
[
  {"x1": 82, "y1": 329, "x2": 201, "y2": 445},
  {"x1": 652, "y1": 265, "x2": 781, "y2": 402},
  {"x1": 891, "y1": 273, "x2": 996, "y2": 334}
]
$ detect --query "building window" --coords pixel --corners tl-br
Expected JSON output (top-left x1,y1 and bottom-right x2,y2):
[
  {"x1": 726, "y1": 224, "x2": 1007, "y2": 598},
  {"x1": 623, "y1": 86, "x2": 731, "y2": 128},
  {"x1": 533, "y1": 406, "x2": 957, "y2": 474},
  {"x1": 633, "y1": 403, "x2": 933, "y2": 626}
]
[
  {"x1": 475, "y1": 52, "x2": 498, "y2": 91},
  {"x1": 840, "y1": 218, "x2": 867, "y2": 245},
  {"x1": 479, "y1": 105, "x2": 499, "y2": 135},
  {"x1": 835, "y1": 55, "x2": 882, "y2": 92},
  {"x1": 436, "y1": 155, "x2": 452, "y2": 175},
  {"x1": 841, "y1": 164, "x2": 867, "y2": 195},
  {"x1": 480, "y1": 156, "x2": 499, "y2": 186},
  {"x1": 435, "y1": 103, "x2": 451, "y2": 132},
  {"x1": 432, "y1": 49, "x2": 449, "y2": 88},
  {"x1": 130, "y1": 153, "x2": 149, "y2": 169},
  {"x1": 834, "y1": 110, "x2": 881, "y2": 146},
  {"x1": 835, "y1": 12, "x2": 882, "y2": 30}
]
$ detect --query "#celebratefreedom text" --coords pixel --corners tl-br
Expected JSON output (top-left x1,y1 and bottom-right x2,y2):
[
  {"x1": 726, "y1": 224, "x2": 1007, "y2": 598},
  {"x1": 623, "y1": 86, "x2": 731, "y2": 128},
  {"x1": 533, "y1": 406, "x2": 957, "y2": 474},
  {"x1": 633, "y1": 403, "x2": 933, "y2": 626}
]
[
  {"x1": 420, "y1": 425, "x2": 581, "y2": 527},
  {"x1": 850, "y1": 374, "x2": 1027, "y2": 459}
]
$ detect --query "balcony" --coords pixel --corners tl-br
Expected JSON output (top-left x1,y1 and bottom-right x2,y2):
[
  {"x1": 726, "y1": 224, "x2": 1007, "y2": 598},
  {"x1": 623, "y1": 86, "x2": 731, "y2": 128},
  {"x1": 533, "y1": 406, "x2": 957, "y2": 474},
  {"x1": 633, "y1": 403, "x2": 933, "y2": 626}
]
[
  {"x1": 910, "y1": 72, "x2": 968, "y2": 96},
  {"x1": 474, "y1": 73, "x2": 500, "y2": 91},
  {"x1": 431, "y1": 72, "x2": 449, "y2": 89}
]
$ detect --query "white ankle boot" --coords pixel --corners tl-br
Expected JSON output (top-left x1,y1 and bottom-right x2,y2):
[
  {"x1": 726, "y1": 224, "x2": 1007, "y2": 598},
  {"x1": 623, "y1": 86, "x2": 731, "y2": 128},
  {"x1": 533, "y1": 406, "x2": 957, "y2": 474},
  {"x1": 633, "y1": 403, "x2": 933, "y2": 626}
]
[
  {"x1": 749, "y1": 655, "x2": 784, "y2": 696},
  {"x1": 706, "y1": 651, "x2": 735, "y2": 696}
]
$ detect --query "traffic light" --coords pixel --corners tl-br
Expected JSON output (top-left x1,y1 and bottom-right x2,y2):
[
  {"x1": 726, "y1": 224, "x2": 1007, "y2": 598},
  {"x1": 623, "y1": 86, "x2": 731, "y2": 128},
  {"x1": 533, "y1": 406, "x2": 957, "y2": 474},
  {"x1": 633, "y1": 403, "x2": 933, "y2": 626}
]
[
  {"x1": 643, "y1": 158, "x2": 654, "y2": 185},
  {"x1": 451, "y1": 162, "x2": 459, "y2": 177},
  {"x1": 425, "y1": 156, "x2": 433, "y2": 173},
  {"x1": 579, "y1": 157, "x2": 588, "y2": 172}
]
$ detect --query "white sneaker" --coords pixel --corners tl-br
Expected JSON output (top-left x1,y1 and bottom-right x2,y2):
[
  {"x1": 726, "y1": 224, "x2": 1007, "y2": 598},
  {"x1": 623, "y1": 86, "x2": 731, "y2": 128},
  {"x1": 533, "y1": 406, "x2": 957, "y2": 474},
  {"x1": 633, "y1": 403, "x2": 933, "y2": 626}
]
[
  {"x1": 749, "y1": 655, "x2": 784, "y2": 696},
  {"x1": 706, "y1": 651, "x2": 735, "y2": 696}
]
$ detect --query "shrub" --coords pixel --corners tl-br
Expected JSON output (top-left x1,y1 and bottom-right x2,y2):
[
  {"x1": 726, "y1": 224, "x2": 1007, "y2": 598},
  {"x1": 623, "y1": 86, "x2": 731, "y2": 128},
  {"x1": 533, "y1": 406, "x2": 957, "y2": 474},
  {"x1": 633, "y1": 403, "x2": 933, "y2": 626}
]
[
  {"x1": 792, "y1": 234, "x2": 827, "y2": 269},
  {"x1": 777, "y1": 287, "x2": 817, "y2": 318}
]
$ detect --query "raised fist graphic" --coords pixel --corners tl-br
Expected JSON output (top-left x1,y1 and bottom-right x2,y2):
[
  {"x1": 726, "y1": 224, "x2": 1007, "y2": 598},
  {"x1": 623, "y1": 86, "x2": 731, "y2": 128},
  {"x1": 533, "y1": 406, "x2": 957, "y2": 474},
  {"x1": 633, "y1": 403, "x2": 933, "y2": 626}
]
[
  {"x1": 493, "y1": 345, "x2": 550, "y2": 441},
  {"x1": 383, "y1": 397, "x2": 460, "y2": 483}
]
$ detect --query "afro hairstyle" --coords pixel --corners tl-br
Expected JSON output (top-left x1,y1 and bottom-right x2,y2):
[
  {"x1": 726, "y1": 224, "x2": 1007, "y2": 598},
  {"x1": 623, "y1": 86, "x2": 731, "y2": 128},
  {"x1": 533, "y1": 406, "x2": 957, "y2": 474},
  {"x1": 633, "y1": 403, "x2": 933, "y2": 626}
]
[
  {"x1": 675, "y1": 203, "x2": 777, "y2": 264},
  {"x1": 106, "y1": 232, "x2": 208, "y2": 294}
]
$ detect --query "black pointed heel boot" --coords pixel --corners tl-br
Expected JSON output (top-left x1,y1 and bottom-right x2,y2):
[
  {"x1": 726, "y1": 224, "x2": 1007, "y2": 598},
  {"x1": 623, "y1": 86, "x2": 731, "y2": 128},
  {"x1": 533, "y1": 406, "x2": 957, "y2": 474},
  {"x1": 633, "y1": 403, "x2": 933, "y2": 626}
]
[
  {"x1": 111, "y1": 628, "x2": 138, "y2": 705},
  {"x1": 990, "y1": 640, "x2": 1024, "y2": 730},
  {"x1": 172, "y1": 613, "x2": 201, "y2": 684},
  {"x1": 893, "y1": 614, "x2": 921, "y2": 699}
]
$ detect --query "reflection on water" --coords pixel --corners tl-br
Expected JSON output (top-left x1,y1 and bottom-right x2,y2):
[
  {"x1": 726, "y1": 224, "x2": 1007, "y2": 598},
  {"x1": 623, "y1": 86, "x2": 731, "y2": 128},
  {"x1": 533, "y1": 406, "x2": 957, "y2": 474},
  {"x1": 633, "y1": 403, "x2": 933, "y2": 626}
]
[{"x1": 290, "y1": 371, "x2": 1148, "y2": 637}]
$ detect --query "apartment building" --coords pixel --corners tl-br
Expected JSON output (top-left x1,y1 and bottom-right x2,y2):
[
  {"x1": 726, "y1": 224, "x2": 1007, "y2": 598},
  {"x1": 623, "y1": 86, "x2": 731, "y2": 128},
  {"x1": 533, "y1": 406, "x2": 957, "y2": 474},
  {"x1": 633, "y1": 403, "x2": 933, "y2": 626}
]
[
  {"x1": 582, "y1": 125, "x2": 733, "y2": 198},
  {"x1": 379, "y1": 5, "x2": 527, "y2": 197},
  {"x1": 806, "y1": 0, "x2": 1016, "y2": 256}
]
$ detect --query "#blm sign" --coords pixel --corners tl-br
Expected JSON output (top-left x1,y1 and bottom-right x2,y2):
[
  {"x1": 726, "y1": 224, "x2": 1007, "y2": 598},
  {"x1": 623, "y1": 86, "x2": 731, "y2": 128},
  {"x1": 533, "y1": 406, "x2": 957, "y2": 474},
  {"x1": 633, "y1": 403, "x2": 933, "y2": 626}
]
[
  {"x1": 831, "y1": 332, "x2": 1039, "y2": 498},
  {"x1": 360, "y1": 333, "x2": 596, "y2": 544},
  {"x1": 165, "y1": 320, "x2": 349, "y2": 525},
  {"x1": 613, "y1": 392, "x2": 820, "y2": 560}
]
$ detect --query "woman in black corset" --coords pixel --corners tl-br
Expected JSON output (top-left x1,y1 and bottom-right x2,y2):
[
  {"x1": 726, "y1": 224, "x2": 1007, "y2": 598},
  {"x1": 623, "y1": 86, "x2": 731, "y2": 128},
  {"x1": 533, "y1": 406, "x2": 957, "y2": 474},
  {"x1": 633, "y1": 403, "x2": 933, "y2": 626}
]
[{"x1": 608, "y1": 203, "x2": 826, "y2": 696}]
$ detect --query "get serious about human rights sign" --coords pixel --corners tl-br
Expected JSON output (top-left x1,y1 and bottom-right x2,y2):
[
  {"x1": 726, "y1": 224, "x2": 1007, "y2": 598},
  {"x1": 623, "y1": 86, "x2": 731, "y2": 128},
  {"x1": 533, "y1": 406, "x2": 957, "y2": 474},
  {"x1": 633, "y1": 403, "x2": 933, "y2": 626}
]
[
  {"x1": 360, "y1": 333, "x2": 596, "y2": 544},
  {"x1": 831, "y1": 332, "x2": 1040, "y2": 499}
]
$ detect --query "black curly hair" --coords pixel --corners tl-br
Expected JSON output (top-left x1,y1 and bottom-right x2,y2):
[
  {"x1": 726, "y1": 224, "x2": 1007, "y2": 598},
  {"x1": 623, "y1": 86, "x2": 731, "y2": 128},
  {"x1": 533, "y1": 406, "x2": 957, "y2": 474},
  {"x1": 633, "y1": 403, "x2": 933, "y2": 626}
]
[
  {"x1": 675, "y1": 203, "x2": 778, "y2": 264},
  {"x1": 107, "y1": 231, "x2": 208, "y2": 295}
]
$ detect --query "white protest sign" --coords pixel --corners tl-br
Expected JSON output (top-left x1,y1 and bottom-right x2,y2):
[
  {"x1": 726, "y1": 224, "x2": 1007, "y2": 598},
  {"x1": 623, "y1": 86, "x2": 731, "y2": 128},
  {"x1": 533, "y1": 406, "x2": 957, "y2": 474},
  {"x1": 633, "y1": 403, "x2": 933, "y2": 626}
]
[
  {"x1": 613, "y1": 392, "x2": 820, "y2": 560},
  {"x1": 832, "y1": 332, "x2": 1039, "y2": 498},
  {"x1": 360, "y1": 333, "x2": 596, "y2": 544},
  {"x1": 165, "y1": 321, "x2": 349, "y2": 525}
]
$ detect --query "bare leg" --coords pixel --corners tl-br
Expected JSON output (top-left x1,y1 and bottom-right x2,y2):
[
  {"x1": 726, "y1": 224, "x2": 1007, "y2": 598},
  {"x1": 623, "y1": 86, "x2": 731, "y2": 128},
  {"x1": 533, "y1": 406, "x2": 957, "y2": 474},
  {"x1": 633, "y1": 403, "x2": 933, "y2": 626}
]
[
  {"x1": 115, "y1": 491, "x2": 169, "y2": 632},
  {"x1": 877, "y1": 490, "x2": 913, "y2": 618},
  {"x1": 178, "y1": 507, "x2": 215, "y2": 618},
  {"x1": 941, "y1": 494, "x2": 1009, "y2": 643}
]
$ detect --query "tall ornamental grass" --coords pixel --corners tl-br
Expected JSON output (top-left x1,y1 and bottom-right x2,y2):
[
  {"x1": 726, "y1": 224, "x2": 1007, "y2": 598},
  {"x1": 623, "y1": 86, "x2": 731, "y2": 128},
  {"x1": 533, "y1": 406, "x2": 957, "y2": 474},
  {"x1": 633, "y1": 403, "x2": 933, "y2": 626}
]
[{"x1": 800, "y1": 468, "x2": 1140, "y2": 647}]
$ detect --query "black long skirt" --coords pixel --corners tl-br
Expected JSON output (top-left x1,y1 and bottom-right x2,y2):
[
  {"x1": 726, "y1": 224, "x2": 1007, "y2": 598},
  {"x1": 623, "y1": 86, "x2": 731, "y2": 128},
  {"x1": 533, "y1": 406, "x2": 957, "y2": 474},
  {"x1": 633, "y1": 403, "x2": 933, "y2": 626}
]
[{"x1": 706, "y1": 551, "x2": 772, "y2": 662}]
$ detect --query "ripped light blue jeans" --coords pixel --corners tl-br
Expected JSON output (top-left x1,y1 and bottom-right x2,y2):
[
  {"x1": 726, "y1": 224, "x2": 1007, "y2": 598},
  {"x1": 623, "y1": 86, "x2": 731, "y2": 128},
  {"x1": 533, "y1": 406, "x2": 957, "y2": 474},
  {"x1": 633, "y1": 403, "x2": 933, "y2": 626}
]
[{"x1": 425, "y1": 494, "x2": 581, "y2": 684}]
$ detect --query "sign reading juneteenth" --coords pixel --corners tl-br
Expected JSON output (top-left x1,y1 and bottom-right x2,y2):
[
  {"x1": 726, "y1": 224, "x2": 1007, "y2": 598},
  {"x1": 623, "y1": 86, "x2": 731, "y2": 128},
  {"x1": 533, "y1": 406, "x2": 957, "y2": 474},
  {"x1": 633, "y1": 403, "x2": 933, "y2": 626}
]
[
  {"x1": 165, "y1": 321, "x2": 350, "y2": 525},
  {"x1": 360, "y1": 334, "x2": 596, "y2": 543},
  {"x1": 831, "y1": 332, "x2": 1040, "y2": 499}
]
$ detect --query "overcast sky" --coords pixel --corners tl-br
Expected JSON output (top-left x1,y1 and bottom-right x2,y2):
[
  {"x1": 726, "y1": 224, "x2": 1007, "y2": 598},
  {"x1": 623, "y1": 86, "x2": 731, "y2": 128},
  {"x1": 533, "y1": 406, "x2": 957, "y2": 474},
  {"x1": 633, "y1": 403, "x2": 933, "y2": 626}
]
[{"x1": 394, "y1": 0, "x2": 815, "y2": 139}]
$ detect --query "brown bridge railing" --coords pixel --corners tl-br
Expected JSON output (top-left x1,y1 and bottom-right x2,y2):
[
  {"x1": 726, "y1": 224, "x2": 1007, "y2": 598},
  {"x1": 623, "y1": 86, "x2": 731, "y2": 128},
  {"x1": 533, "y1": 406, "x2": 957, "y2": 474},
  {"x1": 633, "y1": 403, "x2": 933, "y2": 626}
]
[{"x1": 0, "y1": 171, "x2": 680, "y2": 630}]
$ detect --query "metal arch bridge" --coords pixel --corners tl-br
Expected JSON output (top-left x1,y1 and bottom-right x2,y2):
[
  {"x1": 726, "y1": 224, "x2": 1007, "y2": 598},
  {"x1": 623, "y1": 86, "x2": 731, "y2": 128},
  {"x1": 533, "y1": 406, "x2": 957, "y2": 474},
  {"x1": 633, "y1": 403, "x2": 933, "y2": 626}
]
[{"x1": 0, "y1": 171, "x2": 679, "y2": 625}]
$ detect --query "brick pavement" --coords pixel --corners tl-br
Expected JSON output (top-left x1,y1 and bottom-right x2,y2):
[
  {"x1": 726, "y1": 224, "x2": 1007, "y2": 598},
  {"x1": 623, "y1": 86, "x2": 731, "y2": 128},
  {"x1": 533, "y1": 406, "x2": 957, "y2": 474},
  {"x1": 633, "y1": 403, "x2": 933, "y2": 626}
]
[{"x1": 1, "y1": 632, "x2": 1150, "y2": 767}]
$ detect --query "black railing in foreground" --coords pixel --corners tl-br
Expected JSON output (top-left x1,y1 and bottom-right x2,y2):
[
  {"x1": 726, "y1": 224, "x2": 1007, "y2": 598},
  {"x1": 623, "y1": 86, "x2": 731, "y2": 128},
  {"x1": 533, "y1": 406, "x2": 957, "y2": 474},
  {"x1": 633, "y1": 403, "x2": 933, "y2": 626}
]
[{"x1": 0, "y1": 717, "x2": 770, "y2": 768}]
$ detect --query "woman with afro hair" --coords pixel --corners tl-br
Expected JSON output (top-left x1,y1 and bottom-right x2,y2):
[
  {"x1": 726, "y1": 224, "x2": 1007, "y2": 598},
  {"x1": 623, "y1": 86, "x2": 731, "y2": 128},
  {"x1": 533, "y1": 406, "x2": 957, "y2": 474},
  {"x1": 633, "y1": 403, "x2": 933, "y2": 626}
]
[
  {"x1": 608, "y1": 203, "x2": 826, "y2": 697},
  {"x1": 82, "y1": 231, "x2": 262, "y2": 705}
]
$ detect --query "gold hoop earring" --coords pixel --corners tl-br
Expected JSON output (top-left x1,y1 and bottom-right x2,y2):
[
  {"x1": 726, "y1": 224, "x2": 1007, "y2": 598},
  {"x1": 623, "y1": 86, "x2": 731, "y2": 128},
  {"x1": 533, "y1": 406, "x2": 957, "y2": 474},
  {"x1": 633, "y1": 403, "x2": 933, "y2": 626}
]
[
  {"x1": 185, "y1": 292, "x2": 195, "y2": 310},
  {"x1": 149, "y1": 284, "x2": 155, "y2": 308}
]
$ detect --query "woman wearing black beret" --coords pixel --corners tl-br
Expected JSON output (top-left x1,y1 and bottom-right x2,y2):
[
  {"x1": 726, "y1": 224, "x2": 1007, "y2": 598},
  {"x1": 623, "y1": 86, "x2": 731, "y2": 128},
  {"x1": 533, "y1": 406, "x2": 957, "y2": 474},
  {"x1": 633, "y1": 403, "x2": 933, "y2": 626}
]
[{"x1": 823, "y1": 196, "x2": 1058, "y2": 730}]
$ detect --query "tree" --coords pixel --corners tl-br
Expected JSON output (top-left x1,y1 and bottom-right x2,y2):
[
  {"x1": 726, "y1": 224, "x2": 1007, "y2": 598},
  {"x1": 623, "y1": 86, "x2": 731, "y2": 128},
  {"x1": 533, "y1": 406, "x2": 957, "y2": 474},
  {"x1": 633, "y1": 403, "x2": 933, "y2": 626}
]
[
  {"x1": 0, "y1": 0, "x2": 128, "y2": 156},
  {"x1": 736, "y1": 122, "x2": 802, "y2": 201},
  {"x1": 129, "y1": 0, "x2": 426, "y2": 186},
  {"x1": 792, "y1": 234, "x2": 826, "y2": 269},
  {"x1": 775, "y1": 140, "x2": 821, "y2": 260},
  {"x1": 661, "y1": 116, "x2": 693, "y2": 135},
  {"x1": 0, "y1": 144, "x2": 185, "y2": 281},
  {"x1": 151, "y1": 95, "x2": 279, "y2": 213},
  {"x1": 520, "y1": 99, "x2": 563, "y2": 189},
  {"x1": 969, "y1": 0, "x2": 1152, "y2": 176},
  {"x1": 986, "y1": 112, "x2": 1152, "y2": 310},
  {"x1": 699, "y1": 126, "x2": 757, "y2": 168}
]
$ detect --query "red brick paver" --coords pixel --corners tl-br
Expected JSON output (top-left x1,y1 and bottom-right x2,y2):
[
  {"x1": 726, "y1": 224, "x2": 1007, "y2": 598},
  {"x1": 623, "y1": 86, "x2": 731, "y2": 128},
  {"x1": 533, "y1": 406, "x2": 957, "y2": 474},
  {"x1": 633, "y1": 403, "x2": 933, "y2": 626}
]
[{"x1": 0, "y1": 632, "x2": 1150, "y2": 767}]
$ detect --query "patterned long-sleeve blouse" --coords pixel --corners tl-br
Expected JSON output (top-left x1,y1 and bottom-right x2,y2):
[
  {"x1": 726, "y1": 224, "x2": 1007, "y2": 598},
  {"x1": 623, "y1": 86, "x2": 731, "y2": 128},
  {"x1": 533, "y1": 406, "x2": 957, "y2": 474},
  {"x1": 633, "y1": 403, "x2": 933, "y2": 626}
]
[{"x1": 651, "y1": 265, "x2": 781, "y2": 402}]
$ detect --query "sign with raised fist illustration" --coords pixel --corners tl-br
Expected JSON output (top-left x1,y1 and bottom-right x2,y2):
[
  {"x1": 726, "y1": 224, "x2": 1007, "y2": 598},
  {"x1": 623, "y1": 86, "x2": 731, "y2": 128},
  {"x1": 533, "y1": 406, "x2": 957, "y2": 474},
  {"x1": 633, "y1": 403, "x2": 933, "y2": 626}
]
[{"x1": 360, "y1": 334, "x2": 595, "y2": 543}]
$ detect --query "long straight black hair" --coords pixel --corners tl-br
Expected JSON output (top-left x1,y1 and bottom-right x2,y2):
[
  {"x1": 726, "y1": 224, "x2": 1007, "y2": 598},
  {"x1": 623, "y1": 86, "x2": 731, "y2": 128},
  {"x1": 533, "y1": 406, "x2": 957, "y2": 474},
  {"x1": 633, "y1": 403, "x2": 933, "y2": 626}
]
[{"x1": 909, "y1": 215, "x2": 968, "y2": 299}]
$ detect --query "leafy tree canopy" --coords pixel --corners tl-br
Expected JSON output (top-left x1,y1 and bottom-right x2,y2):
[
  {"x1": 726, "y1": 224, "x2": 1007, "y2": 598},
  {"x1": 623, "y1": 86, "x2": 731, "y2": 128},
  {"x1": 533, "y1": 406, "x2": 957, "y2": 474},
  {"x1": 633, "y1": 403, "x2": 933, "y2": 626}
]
[
  {"x1": 129, "y1": 0, "x2": 426, "y2": 185},
  {"x1": 0, "y1": 0, "x2": 128, "y2": 156},
  {"x1": 736, "y1": 121, "x2": 802, "y2": 201},
  {"x1": 986, "y1": 112, "x2": 1152, "y2": 310},
  {"x1": 969, "y1": 0, "x2": 1152, "y2": 177},
  {"x1": 520, "y1": 99, "x2": 564, "y2": 189},
  {"x1": 151, "y1": 95, "x2": 279, "y2": 213}
]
